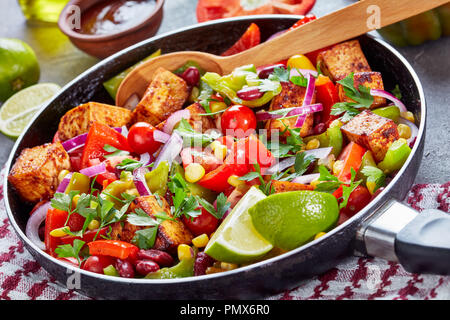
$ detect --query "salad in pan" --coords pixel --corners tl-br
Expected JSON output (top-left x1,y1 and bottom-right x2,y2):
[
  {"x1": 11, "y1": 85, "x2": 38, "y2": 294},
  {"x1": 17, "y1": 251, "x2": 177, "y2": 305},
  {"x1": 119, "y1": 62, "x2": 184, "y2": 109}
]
[{"x1": 8, "y1": 18, "x2": 418, "y2": 279}]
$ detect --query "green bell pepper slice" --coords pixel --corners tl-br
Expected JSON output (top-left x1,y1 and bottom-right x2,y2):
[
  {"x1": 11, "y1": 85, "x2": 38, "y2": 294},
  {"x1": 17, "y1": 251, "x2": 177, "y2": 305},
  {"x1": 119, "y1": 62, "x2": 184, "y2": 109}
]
[
  {"x1": 304, "y1": 122, "x2": 343, "y2": 158},
  {"x1": 103, "y1": 49, "x2": 161, "y2": 99},
  {"x1": 145, "y1": 258, "x2": 194, "y2": 279},
  {"x1": 372, "y1": 106, "x2": 401, "y2": 123},
  {"x1": 171, "y1": 163, "x2": 217, "y2": 203},
  {"x1": 65, "y1": 172, "x2": 90, "y2": 194},
  {"x1": 356, "y1": 151, "x2": 377, "y2": 182},
  {"x1": 144, "y1": 161, "x2": 169, "y2": 196},
  {"x1": 100, "y1": 171, "x2": 137, "y2": 208},
  {"x1": 378, "y1": 139, "x2": 412, "y2": 174}
]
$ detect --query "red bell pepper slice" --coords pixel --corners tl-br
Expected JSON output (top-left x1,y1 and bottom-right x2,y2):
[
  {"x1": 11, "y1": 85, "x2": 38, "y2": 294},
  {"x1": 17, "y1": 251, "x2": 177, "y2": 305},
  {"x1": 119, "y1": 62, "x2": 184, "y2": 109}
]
[
  {"x1": 221, "y1": 23, "x2": 261, "y2": 56},
  {"x1": 88, "y1": 240, "x2": 139, "y2": 260},
  {"x1": 44, "y1": 208, "x2": 68, "y2": 257},
  {"x1": 336, "y1": 142, "x2": 366, "y2": 183},
  {"x1": 288, "y1": 14, "x2": 317, "y2": 30},
  {"x1": 315, "y1": 75, "x2": 340, "y2": 125},
  {"x1": 60, "y1": 227, "x2": 109, "y2": 246},
  {"x1": 80, "y1": 122, "x2": 131, "y2": 169},
  {"x1": 243, "y1": 135, "x2": 275, "y2": 173}
]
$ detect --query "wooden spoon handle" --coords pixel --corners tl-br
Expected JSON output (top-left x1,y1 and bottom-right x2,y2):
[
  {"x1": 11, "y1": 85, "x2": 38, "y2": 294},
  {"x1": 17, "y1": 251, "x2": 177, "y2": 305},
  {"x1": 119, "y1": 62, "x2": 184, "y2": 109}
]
[{"x1": 218, "y1": 0, "x2": 448, "y2": 73}]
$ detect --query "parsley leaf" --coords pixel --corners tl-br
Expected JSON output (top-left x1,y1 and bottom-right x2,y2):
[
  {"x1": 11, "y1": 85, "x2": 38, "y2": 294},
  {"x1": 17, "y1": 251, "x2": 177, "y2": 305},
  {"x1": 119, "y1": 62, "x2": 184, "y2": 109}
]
[
  {"x1": 168, "y1": 171, "x2": 202, "y2": 220},
  {"x1": 330, "y1": 102, "x2": 363, "y2": 123},
  {"x1": 103, "y1": 145, "x2": 130, "y2": 158},
  {"x1": 392, "y1": 84, "x2": 402, "y2": 100},
  {"x1": 54, "y1": 239, "x2": 86, "y2": 267},
  {"x1": 116, "y1": 158, "x2": 145, "y2": 171},
  {"x1": 360, "y1": 166, "x2": 386, "y2": 192},
  {"x1": 195, "y1": 193, "x2": 231, "y2": 220},
  {"x1": 174, "y1": 118, "x2": 221, "y2": 147},
  {"x1": 340, "y1": 169, "x2": 362, "y2": 209},
  {"x1": 269, "y1": 66, "x2": 290, "y2": 82},
  {"x1": 127, "y1": 208, "x2": 159, "y2": 227},
  {"x1": 239, "y1": 163, "x2": 274, "y2": 196}
]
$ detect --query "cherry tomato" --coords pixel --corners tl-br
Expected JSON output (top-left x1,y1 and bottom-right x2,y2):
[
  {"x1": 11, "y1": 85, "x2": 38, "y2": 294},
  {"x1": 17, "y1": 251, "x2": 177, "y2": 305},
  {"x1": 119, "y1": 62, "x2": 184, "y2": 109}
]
[
  {"x1": 337, "y1": 185, "x2": 372, "y2": 224},
  {"x1": 220, "y1": 105, "x2": 256, "y2": 138},
  {"x1": 182, "y1": 207, "x2": 218, "y2": 236},
  {"x1": 82, "y1": 255, "x2": 114, "y2": 274},
  {"x1": 127, "y1": 122, "x2": 162, "y2": 155}
]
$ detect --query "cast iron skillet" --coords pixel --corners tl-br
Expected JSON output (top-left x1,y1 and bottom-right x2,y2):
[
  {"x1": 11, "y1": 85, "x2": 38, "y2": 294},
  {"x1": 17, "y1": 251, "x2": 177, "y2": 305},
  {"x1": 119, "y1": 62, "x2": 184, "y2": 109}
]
[{"x1": 4, "y1": 15, "x2": 449, "y2": 300}]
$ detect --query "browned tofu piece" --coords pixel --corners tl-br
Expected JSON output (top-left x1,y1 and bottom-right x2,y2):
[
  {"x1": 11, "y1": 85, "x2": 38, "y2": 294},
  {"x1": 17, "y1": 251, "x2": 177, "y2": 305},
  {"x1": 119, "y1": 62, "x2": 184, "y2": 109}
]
[
  {"x1": 111, "y1": 195, "x2": 193, "y2": 253},
  {"x1": 336, "y1": 72, "x2": 386, "y2": 109},
  {"x1": 341, "y1": 110, "x2": 399, "y2": 162},
  {"x1": 8, "y1": 142, "x2": 71, "y2": 203},
  {"x1": 265, "y1": 82, "x2": 315, "y2": 138},
  {"x1": 272, "y1": 180, "x2": 315, "y2": 193},
  {"x1": 155, "y1": 103, "x2": 216, "y2": 133},
  {"x1": 57, "y1": 102, "x2": 132, "y2": 141},
  {"x1": 131, "y1": 67, "x2": 189, "y2": 126},
  {"x1": 317, "y1": 40, "x2": 372, "y2": 82}
]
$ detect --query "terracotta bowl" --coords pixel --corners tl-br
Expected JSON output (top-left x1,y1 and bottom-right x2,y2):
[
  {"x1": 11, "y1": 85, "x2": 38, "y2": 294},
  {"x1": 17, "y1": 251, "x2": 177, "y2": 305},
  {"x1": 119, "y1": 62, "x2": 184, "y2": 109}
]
[{"x1": 58, "y1": 0, "x2": 164, "y2": 59}]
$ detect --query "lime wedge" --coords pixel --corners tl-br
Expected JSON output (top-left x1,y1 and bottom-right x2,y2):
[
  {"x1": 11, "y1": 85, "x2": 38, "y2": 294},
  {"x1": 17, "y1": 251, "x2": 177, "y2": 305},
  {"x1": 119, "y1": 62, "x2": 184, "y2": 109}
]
[
  {"x1": 0, "y1": 83, "x2": 61, "y2": 139},
  {"x1": 248, "y1": 191, "x2": 339, "y2": 251},
  {"x1": 204, "y1": 187, "x2": 273, "y2": 264}
]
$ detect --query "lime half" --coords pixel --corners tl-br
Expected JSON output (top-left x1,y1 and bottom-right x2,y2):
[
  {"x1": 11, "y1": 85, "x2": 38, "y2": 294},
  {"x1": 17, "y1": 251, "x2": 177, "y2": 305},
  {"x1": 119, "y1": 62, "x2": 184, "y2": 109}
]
[
  {"x1": 0, "y1": 83, "x2": 60, "y2": 139},
  {"x1": 204, "y1": 187, "x2": 273, "y2": 264}
]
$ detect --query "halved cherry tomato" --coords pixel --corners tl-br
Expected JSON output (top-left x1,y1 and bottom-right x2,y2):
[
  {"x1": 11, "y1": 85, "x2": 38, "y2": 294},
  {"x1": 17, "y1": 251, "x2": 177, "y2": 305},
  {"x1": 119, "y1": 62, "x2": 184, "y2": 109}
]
[
  {"x1": 87, "y1": 240, "x2": 138, "y2": 260},
  {"x1": 288, "y1": 14, "x2": 317, "y2": 30},
  {"x1": 242, "y1": 134, "x2": 275, "y2": 172},
  {"x1": 216, "y1": 135, "x2": 235, "y2": 151},
  {"x1": 221, "y1": 105, "x2": 257, "y2": 138},
  {"x1": 127, "y1": 122, "x2": 162, "y2": 155},
  {"x1": 336, "y1": 142, "x2": 366, "y2": 183},
  {"x1": 82, "y1": 255, "x2": 115, "y2": 274},
  {"x1": 334, "y1": 185, "x2": 372, "y2": 224},
  {"x1": 57, "y1": 257, "x2": 80, "y2": 267},
  {"x1": 182, "y1": 207, "x2": 219, "y2": 236},
  {"x1": 221, "y1": 23, "x2": 261, "y2": 56},
  {"x1": 81, "y1": 122, "x2": 131, "y2": 169},
  {"x1": 60, "y1": 227, "x2": 109, "y2": 246}
]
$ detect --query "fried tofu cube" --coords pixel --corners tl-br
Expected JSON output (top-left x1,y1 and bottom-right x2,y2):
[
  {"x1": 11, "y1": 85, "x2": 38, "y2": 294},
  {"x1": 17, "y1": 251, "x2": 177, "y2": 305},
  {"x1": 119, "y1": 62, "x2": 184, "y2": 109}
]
[
  {"x1": 155, "y1": 103, "x2": 216, "y2": 133},
  {"x1": 336, "y1": 72, "x2": 386, "y2": 109},
  {"x1": 8, "y1": 142, "x2": 71, "y2": 203},
  {"x1": 57, "y1": 102, "x2": 132, "y2": 141},
  {"x1": 341, "y1": 110, "x2": 399, "y2": 162},
  {"x1": 265, "y1": 82, "x2": 315, "y2": 138},
  {"x1": 131, "y1": 67, "x2": 189, "y2": 125},
  {"x1": 272, "y1": 180, "x2": 314, "y2": 193},
  {"x1": 317, "y1": 40, "x2": 372, "y2": 82},
  {"x1": 111, "y1": 195, "x2": 193, "y2": 253}
]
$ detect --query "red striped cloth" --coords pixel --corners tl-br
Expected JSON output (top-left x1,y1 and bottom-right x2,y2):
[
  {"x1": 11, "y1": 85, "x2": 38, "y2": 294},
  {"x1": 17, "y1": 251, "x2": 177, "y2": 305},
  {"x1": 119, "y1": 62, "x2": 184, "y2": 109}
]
[{"x1": 0, "y1": 170, "x2": 449, "y2": 299}]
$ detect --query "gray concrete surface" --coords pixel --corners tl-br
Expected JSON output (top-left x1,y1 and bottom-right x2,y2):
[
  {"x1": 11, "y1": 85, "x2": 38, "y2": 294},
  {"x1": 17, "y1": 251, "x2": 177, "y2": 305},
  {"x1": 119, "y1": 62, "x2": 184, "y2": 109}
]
[{"x1": 0, "y1": 0, "x2": 448, "y2": 183}]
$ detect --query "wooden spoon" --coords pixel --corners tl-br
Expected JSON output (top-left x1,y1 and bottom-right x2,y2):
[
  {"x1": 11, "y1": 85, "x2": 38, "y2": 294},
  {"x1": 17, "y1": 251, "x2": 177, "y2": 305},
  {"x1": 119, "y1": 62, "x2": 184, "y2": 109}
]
[{"x1": 116, "y1": 0, "x2": 447, "y2": 107}]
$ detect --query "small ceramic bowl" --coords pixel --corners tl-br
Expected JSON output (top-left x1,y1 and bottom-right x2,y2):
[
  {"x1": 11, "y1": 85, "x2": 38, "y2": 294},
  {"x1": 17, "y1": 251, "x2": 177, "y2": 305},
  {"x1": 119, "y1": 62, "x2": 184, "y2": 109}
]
[{"x1": 58, "y1": 0, "x2": 164, "y2": 59}]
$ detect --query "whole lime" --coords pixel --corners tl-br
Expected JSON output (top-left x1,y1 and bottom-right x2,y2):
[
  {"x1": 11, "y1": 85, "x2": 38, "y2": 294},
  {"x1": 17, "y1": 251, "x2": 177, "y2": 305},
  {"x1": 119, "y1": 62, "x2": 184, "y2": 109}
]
[{"x1": 0, "y1": 38, "x2": 40, "y2": 103}]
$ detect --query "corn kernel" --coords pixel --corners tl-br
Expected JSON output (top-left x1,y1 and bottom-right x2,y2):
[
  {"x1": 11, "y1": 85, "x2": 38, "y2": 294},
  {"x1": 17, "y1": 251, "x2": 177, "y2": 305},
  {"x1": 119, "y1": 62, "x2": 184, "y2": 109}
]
[
  {"x1": 210, "y1": 101, "x2": 228, "y2": 113},
  {"x1": 213, "y1": 261, "x2": 222, "y2": 268},
  {"x1": 314, "y1": 232, "x2": 326, "y2": 240},
  {"x1": 318, "y1": 154, "x2": 336, "y2": 171},
  {"x1": 210, "y1": 141, "x2": 228, "y2": 160},
  {"x1": 184, "y1": 163, "x2": 205, "y2": 183},
  {"x1": 397, "y1": 124, "x2": 411, "y2": 139},
  {"x1": 177, "y1": 244, "x2": 194, "y2": 261},
  {"x1": 72, "y1": 194, "x2": 80, "y2": 207},
  {"x1": 310, "y1": 179, "x2": 320, "y2": 188},
  {"x1": 58, "y1": 170, "x2": 70, "y2": 184},
  {"x1": 329, "y1": 119, "x2": 343, "y2": 128},
  {"x1": 221, "y1": 262, "x2": 238, "y2": 270},
  {"x1": 192, "y1": 233, "x2": 209, "y2": 248},
  {"x1": 306, "y1": 139, "x2": 320, "y2": 150},
  {"x1": 227, "y1": 175, "x2": 245, "y2": 188},
  {"x1": 366, "y1": 181, "x2": 377, "y2": 195},
  {"x1": 333, "y1": 160, "x2": 344, "y2": 175},
  {"x1": 50, "y1": 226, "x2": 70, "y2": 237},
  {"x1": 88, "y1": 219, "x2": 100, "y2": 230},
  {"x1": 205, "y1": 267, "x2": 224, "y2": 275},
  {"x1": 400, "y1": 111, "x2": 415, "y2": 123}
]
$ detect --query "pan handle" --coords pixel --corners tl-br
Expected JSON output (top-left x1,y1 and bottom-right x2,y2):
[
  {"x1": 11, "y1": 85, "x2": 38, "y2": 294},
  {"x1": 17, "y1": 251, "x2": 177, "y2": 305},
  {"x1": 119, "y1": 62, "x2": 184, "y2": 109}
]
[{"x1": 354, "y1": 199, "x2": 450, "y2": 275}]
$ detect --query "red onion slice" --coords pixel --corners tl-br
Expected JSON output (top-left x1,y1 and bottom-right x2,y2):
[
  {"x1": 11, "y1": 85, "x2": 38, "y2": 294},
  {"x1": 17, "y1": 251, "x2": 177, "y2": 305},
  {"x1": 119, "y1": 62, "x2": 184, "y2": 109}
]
[
  {"x1": 292, "y1": 173, "x2": 320, "y2": 184},
  {"x1": 139, "y1": 152, "x2": 152, "y2": 166},
  {"x1": 255, "y1": 103, "x2": 323, "y2": 121},
  {"x1": 304, "y1": 147, "x2": 333, "y2": 159},
  {"x1": 120, "y1": 125, "x2": 129, "y2": 138},
  {"x1": 163, "y1": 109, "x2": 191, "y2": 134},
  {"x1": 123, "y1": 93, "x2": 140, "y2": 110},
  {"x1": 290, "y1": 68, "x2": 318, "y2": 79},
  {"x1": 398, "y1": 117, "x2": 419, "y2": 147},
  {"x1": 153, "y1": 132, "x2": 183, "y2": 170},
  {"x1": 133, "y1": 167, "x2": 151, "y2": 196},
  {"x1": 295, "y1": 74, "x2": 316, "y2": 128},
  {"x1": 26, "y1": 201, "x2": 51, "y2": 251},
  {"x1": 56, "y1": 172, "x2": 73, "y2": 193},
  {"x1": 79, "y1": 162, "x2": 107, "y2": 177},
  {"x1": 153, "y1": 130, "x2": 171, "y2": 143},
  {"x1": 266, "y1": 29, "x2": 288, "y2": 41},
  {"x1": 62, "y1": 133, "x2": 87, "y2": 153},
  {"x1": 370, "y1": 89, "x2": 407, "y2": 113}
]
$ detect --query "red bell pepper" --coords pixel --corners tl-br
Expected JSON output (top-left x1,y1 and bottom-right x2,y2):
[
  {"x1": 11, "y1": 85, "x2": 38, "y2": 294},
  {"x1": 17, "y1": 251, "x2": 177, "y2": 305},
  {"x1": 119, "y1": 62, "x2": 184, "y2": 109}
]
[
  {"x1": 87, "y1": 240, "x2": 139, "y2": 261},
  {"x1": 60, "y1": 227, "x2": 109, "y2": 246},
  {"x1": 289, "y1": 14, "x2": 317, "y2": 30},
  {"x1": 221, "y1": 23, "x2": 261, "y2": 56},
  {"x1": 336, "y1": 142, "x2": 366, "y2": 183},
  {"x1": 44, "y1": 208, "x2": 68, "y2": 257},
  {"x1": 242, "y1": 135, "x2": 275, "y2": 173},
  {"x1": 80, "y1": 122, "x2": 131, "y2": 169},
  {"x1": 315, "y1": 75, "x2": 340, "y2": 125}
]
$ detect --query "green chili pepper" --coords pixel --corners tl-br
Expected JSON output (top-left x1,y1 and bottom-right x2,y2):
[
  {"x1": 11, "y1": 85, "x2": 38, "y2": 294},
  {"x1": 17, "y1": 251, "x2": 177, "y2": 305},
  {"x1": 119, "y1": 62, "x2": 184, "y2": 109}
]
[
  {"x1": 103, "y1": 49, "x2": 161, "y2": 99},
  {"x1": 144, "y1": 161, "x2": 169, "y2": 196},
  {"x1": 65, "y1": 172, "x2": 90, "y2": 194},
  {"x1": 378, "y1": 4, "x2": 450, "y2": 46},
  {"x1": 372, "y1": 106, "x2": 401, "y2": 123},
  {"x1": 145, "y1": 258, "x2": 194, "y2": 279},
  {"x1": 378, "y1": 139, "x2": 412, "y2": 174}
]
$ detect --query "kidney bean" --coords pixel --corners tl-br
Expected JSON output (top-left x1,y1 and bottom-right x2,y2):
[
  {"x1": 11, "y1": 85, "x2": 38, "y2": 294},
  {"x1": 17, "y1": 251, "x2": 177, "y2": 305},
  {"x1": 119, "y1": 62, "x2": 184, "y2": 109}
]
[
  {"x1": 256, "y1": 63, "x2": 286, "y2": 79},
  {"x1": 135, "y1": 260, "x2": 160, "y2": 276},
  {"x1": 236, "y1": 87, "x2": 264, "y2": 101},
  {"x1": 115, "y1": 259, "x2": 135, "y2": 278},
  {"x1": 313, "y1": 123, "x2": 327, "y2": 135},
  {"x1": 194, "y1": 252, "x2": 215, "y2": 276},
  {"x1": 137, "y1": 249, "x2": 174, "y2": 267},
  {"x1": 313, "y1": 112, "x2": 322, "y2": 126},
  {"x1": 181, "y1": 67, "x2": 200, "y2": 86}
]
